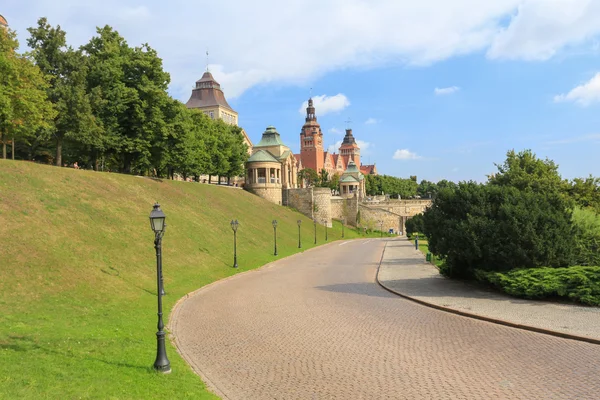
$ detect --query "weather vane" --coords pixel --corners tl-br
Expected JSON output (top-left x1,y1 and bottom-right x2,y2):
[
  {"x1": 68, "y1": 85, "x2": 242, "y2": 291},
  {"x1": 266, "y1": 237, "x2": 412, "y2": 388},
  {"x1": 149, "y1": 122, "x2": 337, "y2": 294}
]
[
  {"x1": 345, "y1": 118, "x2": 352, "y2": 129},
  {"x1": 206, "y1": 50, "x2": 209, "y2": 72}
]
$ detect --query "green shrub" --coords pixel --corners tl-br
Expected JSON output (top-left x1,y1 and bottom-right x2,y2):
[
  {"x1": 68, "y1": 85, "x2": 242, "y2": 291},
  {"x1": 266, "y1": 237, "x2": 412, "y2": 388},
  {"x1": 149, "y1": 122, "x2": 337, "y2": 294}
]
[
  {"x1": 423, "y1": 182, "x2": 574, "y2": 278},
  {"x1": 476, "y1": 266, "x2": 600, "y2": 306},
  {"x1": 572, "y1": 207, "x2": 600, "y2": 266}
]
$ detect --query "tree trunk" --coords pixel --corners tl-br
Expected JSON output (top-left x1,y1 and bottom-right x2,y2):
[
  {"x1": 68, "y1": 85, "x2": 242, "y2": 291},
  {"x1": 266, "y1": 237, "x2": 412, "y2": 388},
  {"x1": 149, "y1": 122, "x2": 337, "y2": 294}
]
[
  {"x1": 1, "y1": 132, "x2": 6, "y2": 159},
  {"x1": 123, "y1": 155, "x2": 132, "y2": 174},
  {"x1": 55, "y1": 137, "x2": 63, "y2": 167},
  {"x1": 208, "y1": 175, "x2": 212, "y2": 184},
  {"x1": 12, "y1": 136, "x2": 15, "y2": 160}
]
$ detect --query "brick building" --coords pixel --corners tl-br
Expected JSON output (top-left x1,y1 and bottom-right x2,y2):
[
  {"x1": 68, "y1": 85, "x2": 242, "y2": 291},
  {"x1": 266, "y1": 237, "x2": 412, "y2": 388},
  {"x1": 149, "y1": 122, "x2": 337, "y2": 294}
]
[{"x1": 295, "y1": 97, "x2": 377, "y2": 180}]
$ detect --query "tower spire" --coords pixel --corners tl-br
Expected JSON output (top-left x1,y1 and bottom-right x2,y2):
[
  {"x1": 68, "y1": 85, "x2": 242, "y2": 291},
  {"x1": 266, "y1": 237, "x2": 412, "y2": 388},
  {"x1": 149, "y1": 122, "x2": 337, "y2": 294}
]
[
  {"x1": 206, "y1": 50, "x2": 209, "y2": 72},
  {"x1": 306, "y1": 97, "x2": 316, "y2": 122}
]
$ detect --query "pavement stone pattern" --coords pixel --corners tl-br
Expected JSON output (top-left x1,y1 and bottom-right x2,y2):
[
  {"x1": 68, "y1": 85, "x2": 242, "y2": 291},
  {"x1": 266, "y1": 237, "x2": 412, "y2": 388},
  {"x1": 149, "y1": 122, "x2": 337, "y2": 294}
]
[
  {"x1": 171, "y1": 238, "x2": 600, "y2": 399},
  {"x1": 378, "y1": 239, "x2": 600, "y2": 341}
]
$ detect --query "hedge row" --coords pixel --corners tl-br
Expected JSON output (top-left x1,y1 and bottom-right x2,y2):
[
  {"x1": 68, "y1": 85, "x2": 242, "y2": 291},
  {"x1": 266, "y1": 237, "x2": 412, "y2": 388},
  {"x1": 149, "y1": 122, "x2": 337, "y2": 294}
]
[{"x1": 475, "y1": 266, "x2": 600, "y2": 306}]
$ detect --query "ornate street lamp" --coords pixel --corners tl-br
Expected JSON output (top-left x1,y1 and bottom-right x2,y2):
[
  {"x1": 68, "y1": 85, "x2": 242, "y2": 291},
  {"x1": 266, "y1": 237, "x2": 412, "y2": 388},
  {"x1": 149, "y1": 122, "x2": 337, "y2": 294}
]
[
  {"x1": 341, "y1": 217, "x2": 345, "y2": 238},
  {"x1": 230, "y1": 220, "x2": 239, "y2": 268},
  {"x1": 323, "y1": 219, "x2": 328, "y2": 241},
  {"x1": 272, "y1": 220, "x2": 278, "y2": 256},
  {"x1": 297, "y1": 220, "x2": 302, "y2": 248},
  {"x1": 149, "y1": 203, "x2": 171, "y2": 374},
  {"x1": 379, "y1": 220, "x2": 384, "y2": 238},
  {"x1": 313, "y1": 218, "x2": 317, "y2": 244},
  {"x1": 415, "y1": 233, "x2": 419, "y2": 250}
]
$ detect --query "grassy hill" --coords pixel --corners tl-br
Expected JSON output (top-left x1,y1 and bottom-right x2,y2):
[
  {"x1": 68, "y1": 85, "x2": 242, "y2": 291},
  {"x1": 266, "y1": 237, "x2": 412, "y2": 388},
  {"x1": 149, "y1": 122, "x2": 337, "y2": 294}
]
[{"x1": 0, "y1": 160, "x2": 376, "y2": 399}]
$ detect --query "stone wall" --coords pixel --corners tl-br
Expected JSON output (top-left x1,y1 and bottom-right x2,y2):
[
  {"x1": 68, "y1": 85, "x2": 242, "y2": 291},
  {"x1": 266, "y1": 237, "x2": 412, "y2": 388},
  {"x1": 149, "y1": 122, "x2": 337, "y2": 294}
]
[
  {"x1": 313, "y1": 188, "x2": 332, "y2": 227},
  {"x1": 283, "y1": 187, "x2": 332, "y2": 227},
  {"x1": 247, "y1": 187, "x2": 282, "y2": 205},
  {"x1": 283, "y1": 188, "x2": 313, "y2": 217},
  {"x1": 359, "y1": 206, "x2": 403, "y2": 233},
  {"x1": 331, "y1": 195, "x2": 359, "y2": 226},
  {"x1": 359, "y1": 199, "x2": 432, "y2": 235}
]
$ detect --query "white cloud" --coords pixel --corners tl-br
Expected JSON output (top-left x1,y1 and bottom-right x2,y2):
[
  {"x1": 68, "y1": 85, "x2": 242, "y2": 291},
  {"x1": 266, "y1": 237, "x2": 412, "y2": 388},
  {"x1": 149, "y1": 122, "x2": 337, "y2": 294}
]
[
  {"x1": 554, "y1": 72, "x2": 600, "y2": 106},
  {"x1": 8, "y1": 0, "x2": 600, "y2": 98},
  {"x1": 329, "y1": 127, "x2": 343, "y2": 135},
  {"x1": 488, "y1": 0, "x2": 600, "y2": 60},
  {"x1": 434, "y1": 86, "x2": 460, "y2": 95},
  {"x1": 298, "y1": 94, "x2": 350, "y2": 116},
  {"x1": 393, "y1": 149, "x2": 422, "y2": 160},
  {"x1": 365, "y1": 118, "x2": 379, "y2": 125}
]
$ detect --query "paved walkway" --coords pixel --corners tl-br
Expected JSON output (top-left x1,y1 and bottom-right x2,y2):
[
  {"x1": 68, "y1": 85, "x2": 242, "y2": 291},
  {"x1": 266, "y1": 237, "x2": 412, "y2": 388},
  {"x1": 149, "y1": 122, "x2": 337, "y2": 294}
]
[
  {"x1": 171, "y1": 238, "x2": 600, "y2": 399},
  {"x1": 378, "y1": 238, "x2": 600, "y2": 342}
]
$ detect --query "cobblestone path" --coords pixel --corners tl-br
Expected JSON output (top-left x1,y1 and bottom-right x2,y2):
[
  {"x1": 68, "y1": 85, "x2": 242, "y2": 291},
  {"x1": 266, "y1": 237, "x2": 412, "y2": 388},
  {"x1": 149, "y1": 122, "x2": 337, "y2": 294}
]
[{"x1": 171, "y1": 239, "x2": 600, "y2": 399}]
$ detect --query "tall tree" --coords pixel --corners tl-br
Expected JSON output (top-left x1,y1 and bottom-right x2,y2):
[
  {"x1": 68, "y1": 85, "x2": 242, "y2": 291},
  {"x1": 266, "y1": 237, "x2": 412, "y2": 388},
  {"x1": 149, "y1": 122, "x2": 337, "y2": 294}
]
[
  {"x1": 82, "y1": 26, "x2": 171, "y2": 173},
  {"x1": 488, "y1": 149, "x2": 566, "y2": 193},
  {"x1": 0, "y1": 28, "x2": 54, "y2": 159},
  {"x1": 224, "y1": 124, "x2": 248, "y2": 184},
  {"x1": 27, "y1": 18, "x2": 97, "y2": 167}
]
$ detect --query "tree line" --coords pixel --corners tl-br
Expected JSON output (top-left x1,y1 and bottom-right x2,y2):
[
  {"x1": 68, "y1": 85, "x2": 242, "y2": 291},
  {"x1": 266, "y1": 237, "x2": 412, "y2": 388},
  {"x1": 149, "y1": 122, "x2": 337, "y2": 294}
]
[{"x1": 0, "y1": 18, "x2": 247, "y2": 181}]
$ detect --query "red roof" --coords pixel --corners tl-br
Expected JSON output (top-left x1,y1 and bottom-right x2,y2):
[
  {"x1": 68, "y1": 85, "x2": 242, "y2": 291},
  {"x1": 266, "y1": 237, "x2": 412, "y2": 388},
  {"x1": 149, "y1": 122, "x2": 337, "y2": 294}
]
[
  {"x1": 0, "y1": 15, "x2": 7, "y2": 27},
  {"x1": 360, "y1": 165, "x2": 377, "y2": 175}
]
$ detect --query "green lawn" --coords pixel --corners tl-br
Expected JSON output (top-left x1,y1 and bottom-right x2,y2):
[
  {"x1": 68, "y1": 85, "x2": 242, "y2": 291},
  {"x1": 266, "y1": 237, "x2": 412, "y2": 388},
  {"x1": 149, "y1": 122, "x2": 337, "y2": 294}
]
[
  {"x1": 0, "y1": 160, "x2": 381, "y2": 399},
  {"x1": 408, "y1": 235, "x2": 444, "y2": 268}
]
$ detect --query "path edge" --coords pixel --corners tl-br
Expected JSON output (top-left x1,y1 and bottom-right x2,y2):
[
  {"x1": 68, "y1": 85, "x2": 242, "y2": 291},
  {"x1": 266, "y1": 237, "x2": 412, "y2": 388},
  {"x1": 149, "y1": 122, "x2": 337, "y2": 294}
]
[{"x1": 375, "y1": 239, "x2": 600, "y2": 346}]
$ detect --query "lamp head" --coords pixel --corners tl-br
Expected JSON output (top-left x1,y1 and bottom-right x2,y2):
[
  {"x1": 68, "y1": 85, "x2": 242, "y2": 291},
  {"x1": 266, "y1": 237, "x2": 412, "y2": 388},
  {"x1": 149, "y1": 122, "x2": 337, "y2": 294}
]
[
  {"x1": 230, "y1": 219, "x2": 239, "y2": 232},
  {"x1": 272, "y1": 219, "x2": 278, "y2": 228},
  {"x1": 297, "y1": 219, "x2": 302, "y2": 226},
  {"x1": 149, "y1": 203, "x2": 166, "y2": 234}
]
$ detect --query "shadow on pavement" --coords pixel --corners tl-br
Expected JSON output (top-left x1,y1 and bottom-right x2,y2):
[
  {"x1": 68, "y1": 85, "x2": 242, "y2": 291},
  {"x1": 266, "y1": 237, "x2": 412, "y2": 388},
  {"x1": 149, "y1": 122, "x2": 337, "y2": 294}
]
[{"x1": 315, "y1": 282, "x2": 396, "y2": 298}]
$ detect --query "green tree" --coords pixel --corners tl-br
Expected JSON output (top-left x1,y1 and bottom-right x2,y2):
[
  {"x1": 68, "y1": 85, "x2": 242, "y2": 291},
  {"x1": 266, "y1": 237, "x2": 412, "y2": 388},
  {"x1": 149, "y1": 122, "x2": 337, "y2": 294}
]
[
  {"x1": 329, "y1": 173, "x2": 340, "y2": 192},
  {"x1": 82, "y1": 26, "x2": 171, "y2": 174},
  {"x1": 0, "y1": 28, "x2": 55, "y2": 159},
  {"x1": 298, "y1": 168, "x2": 319, "y2": 187},
  {"x1": 417, "y1": 180, "x2": 436, "y2": 198},
  {"x1": 224, "y1": 124, "x2": 248, "y2": 184},
  {"x1": 317, "y1": 168, "x2": 329, "y2": 187},
  {"x1": 568, "y1": 176, "x2": 600, "y2": 213},
  {"x1": 405, "y1": 213, "x2": 425, "y2": 236},
  {"x1": 488, "y1": 149, "x2": 566, "y2": 194},
  {"x1": 27, "y1": 18, "x2": 98, "y2": 167}
]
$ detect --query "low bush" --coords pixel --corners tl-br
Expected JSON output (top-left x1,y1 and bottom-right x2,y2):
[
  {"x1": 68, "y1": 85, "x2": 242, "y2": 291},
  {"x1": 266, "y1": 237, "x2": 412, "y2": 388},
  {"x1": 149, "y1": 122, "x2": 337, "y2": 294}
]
[{"x1": 475, "y1": 266, "x2": 600, "y2": 306}]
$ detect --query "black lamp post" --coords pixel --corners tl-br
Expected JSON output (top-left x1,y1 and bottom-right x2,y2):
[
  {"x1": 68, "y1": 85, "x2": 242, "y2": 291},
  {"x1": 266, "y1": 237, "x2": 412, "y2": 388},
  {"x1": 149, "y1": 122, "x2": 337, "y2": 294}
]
[
  {"x1": 323, "y1": 219, "x2": 328, "y2": 241},
  {"x1": 230, "y1": 220, "x2": 239, "y2": 268},
  {"x1": 415, "y1": 233, "x2": 419, "y2": 250},
  {"x1": 297, "y1": 220, "x2": 302, "y2": 248},
  {"x1": 313, "y1": 218, "x2": 317, "y2": 244},
  {"x1": 272, "y1": 219, "x2": 278, "y2": 256},
  {"x1": 149, "y1": 203, "x2": 171, "y2": 374},
  {"x1": 380, "y1": 220, "x2": 384, "y2": 238},
  {"x1": 341, "y1": 218, "x2": 345, "y2": 238}
]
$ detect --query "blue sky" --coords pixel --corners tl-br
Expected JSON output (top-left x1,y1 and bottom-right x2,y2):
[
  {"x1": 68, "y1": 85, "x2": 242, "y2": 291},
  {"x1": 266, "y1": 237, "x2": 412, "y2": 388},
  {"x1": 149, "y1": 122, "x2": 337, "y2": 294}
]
[{"x1": 3, "y1": 0, "x2": 600, "y2": 182}]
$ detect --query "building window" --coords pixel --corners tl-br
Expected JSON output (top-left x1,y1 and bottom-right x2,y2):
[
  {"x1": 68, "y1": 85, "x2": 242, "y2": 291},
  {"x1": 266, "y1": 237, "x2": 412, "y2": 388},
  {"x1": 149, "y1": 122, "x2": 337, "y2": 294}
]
[{"x1": 209, "y1": 111, "x2": 214, "y2": 119}]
